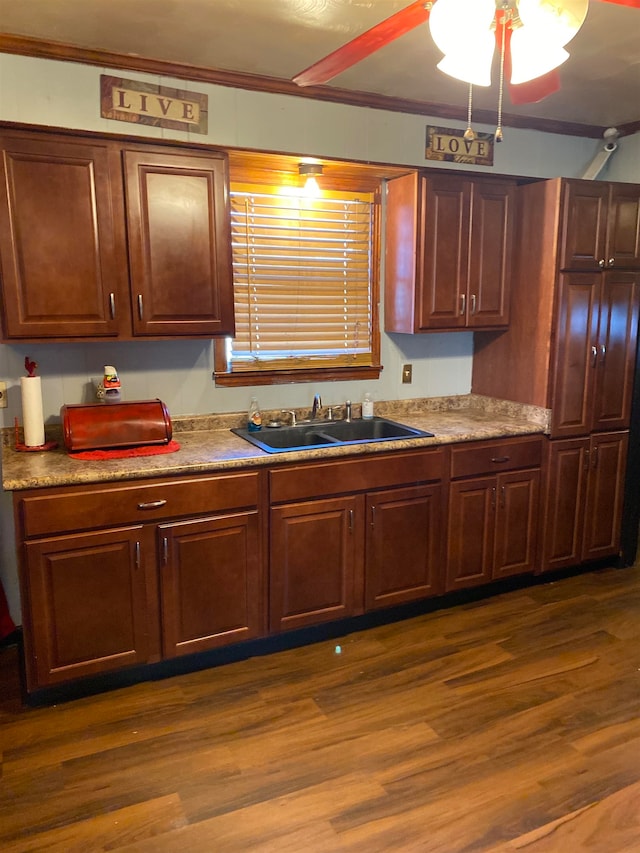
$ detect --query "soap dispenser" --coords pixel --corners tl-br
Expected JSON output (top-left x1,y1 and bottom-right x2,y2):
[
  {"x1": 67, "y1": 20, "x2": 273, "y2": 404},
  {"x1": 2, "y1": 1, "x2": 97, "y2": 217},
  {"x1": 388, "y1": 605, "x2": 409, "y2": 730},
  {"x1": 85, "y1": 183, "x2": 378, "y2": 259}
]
[{"x1": 248, "y1": 397, "x2": 262, "y2": 432}]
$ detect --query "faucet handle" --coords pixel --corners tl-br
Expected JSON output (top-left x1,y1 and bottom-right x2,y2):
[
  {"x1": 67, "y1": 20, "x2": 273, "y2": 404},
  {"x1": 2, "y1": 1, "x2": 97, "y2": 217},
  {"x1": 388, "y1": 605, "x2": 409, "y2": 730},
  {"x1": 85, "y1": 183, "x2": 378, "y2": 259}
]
[{"x1": 281, "y1": 409, "x2": 297, "y2": 426}]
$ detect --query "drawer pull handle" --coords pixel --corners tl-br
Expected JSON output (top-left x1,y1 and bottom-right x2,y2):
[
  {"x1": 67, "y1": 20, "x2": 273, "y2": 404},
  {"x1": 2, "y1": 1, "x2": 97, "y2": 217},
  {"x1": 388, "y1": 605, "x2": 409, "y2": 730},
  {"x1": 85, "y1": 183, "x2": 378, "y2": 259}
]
[
  {"x1": 490, "y1": 456, "x2": 510, "y2": 464},
  {"x1": 137, "y1": 499, "x2": 167, "y2": 510}
]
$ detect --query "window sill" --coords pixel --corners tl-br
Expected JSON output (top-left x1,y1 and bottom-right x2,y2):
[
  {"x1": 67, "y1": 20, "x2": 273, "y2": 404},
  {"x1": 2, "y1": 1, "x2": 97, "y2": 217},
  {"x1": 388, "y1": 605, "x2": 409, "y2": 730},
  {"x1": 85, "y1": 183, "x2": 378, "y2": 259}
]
[{"x1": 214, "y1": 365, "x2": 382, "y2": 387}]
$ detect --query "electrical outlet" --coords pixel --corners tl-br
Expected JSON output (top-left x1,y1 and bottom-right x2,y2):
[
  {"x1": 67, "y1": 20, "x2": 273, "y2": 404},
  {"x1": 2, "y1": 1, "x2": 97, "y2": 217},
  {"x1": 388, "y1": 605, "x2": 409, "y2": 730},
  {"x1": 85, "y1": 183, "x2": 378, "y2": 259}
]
[
  {"x1": 401, "y1": 364, "x2": 412, "y2": 384},
  {"x1": 0, "y1": 381, "x2": 7, "y2": 408}
]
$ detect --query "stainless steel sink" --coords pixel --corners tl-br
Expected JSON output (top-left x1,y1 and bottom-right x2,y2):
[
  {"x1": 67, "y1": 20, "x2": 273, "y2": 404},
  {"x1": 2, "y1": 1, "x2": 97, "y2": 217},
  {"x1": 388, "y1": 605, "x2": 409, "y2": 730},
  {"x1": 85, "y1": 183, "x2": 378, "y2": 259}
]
[{"x1": 231, "y1": 416, "x2": 433, "y2": 453}]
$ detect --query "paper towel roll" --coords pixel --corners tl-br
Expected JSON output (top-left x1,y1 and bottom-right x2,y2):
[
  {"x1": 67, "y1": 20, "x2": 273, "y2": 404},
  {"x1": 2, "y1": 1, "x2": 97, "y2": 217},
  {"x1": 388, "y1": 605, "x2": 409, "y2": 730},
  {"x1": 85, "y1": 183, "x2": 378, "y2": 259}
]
[{"x1": 21, "y1": 376, "x2": 45, "y2": 447}]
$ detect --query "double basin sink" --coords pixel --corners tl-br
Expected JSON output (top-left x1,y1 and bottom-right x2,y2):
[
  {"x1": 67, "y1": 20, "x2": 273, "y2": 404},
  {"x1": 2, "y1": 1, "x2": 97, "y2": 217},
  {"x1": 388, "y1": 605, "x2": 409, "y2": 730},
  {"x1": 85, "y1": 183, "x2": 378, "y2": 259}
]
[{"x1": 232, "y1": 416, "x2": 434, "y2": 453}]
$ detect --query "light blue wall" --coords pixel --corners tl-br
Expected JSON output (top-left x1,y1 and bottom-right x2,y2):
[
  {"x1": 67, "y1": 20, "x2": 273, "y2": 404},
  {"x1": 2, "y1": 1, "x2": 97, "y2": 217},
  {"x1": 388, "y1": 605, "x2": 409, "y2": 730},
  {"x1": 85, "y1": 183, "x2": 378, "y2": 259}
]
[{"x1": 0, "y1": 53, "x2": 638, "y2": 621}]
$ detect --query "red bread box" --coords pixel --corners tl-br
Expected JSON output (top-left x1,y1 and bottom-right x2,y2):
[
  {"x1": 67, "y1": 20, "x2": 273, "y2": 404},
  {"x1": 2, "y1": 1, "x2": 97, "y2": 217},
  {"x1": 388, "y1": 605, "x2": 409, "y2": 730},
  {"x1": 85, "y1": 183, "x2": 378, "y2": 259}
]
[{"x1": 61, "y1": 399, "x2": 172, "y2": 452}]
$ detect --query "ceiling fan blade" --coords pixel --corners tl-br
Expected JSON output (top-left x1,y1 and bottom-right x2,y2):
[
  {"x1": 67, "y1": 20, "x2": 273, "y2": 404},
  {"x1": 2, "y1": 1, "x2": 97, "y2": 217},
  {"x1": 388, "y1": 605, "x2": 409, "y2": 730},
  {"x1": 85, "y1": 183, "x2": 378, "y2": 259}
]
[
  {"x1": 292, "y1": 1, "x2": 431, "y2": 87},
  {"x1": 597, "y1": 0, "x2": 640, "y2": 7}
]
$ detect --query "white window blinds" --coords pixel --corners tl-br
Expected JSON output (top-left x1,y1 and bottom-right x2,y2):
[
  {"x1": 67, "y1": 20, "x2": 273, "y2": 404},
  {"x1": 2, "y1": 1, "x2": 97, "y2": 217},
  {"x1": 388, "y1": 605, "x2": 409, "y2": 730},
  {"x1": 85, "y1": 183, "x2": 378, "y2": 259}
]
[{"x1": 228, "y1": 185, "x2": 375, "y2": 372}]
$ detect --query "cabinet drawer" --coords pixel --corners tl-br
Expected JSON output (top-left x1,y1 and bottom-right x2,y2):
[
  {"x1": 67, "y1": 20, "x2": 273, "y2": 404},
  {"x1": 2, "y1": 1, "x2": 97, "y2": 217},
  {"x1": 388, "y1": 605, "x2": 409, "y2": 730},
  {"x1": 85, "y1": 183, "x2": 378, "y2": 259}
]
[
  {"x1": 270, "y1": 449, "x2": 444, "y2": 503},
  {"x1": 450, "y1": 437, "x2": 542, "y2": 479},
  {"x1": 18, "y1": 472, "x2": 260, "y2": 538}
]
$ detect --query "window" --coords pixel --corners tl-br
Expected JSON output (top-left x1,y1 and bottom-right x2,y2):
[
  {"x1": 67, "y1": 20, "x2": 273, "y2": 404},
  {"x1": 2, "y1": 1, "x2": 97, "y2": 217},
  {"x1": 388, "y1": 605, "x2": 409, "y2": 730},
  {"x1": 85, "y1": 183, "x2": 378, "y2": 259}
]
[{"x1": 214, "y1": 181, "x2": 381, "y2": 386}]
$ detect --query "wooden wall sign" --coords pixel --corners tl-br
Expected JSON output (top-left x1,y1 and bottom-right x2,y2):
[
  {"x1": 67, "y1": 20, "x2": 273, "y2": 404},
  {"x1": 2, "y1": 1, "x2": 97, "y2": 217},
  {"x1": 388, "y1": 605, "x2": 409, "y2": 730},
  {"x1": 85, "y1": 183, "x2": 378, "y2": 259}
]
[
  {"x1": 425, "y1": 125, "x2": 494, "y2": 166},
  {"x1": 100, "y1": 75, "x2": 208, "y2": 134}
]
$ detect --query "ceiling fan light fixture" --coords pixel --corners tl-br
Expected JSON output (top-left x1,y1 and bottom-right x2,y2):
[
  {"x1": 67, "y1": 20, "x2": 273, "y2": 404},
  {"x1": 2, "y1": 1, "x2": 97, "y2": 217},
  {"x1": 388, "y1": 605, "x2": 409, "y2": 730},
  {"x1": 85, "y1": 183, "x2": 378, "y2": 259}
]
[
  {"x1": 429, "y1": 0, "x2": 496, "y2": 84},
  {"x1": 509, "y1": 30, "x2": 570, "y2": 82}
]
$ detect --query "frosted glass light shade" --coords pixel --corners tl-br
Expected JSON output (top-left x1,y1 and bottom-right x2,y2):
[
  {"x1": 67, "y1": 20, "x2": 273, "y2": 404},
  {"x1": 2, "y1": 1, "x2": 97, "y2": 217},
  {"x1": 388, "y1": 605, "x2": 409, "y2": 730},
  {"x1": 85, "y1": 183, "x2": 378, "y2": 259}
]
[
  {"x1": 429, "y1": 0, "x2": 496, "y2": 86},
  {"x1": 510, "y1": 29, "x2": 570, "y2": 83},
  {"x1": 517, "y1": 0, "x2": 589, "y2": 48}
]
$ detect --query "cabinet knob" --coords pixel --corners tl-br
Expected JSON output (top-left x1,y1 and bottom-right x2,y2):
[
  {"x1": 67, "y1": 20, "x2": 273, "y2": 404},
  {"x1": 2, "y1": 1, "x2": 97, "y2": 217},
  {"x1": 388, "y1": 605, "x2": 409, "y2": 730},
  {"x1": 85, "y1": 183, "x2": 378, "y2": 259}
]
[
  {"x1": 608, "y1": 258, "x2": 615, "y2": 267},
  {"x1": 599, "y1": 259, "x2": 606, "y2": 268}
]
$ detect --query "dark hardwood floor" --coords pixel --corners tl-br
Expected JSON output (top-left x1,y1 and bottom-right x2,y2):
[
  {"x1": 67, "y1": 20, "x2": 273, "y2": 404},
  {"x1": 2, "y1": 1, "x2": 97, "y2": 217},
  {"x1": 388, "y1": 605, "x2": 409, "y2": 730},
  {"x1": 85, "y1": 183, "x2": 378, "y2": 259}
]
[{"x1": 1, "y1": 563, "x2": 640, "y2": 852}]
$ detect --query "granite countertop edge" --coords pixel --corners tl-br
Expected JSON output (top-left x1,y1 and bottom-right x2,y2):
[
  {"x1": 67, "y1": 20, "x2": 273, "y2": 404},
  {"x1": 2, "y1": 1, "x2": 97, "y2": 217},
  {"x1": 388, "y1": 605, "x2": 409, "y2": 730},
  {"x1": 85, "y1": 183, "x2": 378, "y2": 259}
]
[{"x1": 1, "y1": 394, "x2": 551, "y2": 492}]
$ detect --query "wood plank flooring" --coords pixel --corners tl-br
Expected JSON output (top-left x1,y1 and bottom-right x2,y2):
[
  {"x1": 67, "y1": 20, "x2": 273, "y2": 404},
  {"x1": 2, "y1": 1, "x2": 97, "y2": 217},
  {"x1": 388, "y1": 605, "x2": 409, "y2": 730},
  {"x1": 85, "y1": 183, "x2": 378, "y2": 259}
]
[{"x1": 1, "y1": 564, "x2": 640, "y2": 852}]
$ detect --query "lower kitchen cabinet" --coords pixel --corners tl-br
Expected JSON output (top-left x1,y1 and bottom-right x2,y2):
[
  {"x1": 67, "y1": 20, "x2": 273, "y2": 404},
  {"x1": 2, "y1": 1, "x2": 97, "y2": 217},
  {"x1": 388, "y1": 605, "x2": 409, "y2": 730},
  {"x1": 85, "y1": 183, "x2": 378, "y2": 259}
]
[
  {"x1": 446, "y1": 437, "x2": 542, "y2": 591},
  {"x1": 541, "y1": 431, "x2": 628, "y2": 571},
  {"x1": 365, "y1": 484, "x2": 442, "y2": 610},
  {"x1": 270, "y1": 495, "x2": 363, "y2": 632},
  {"x1": 15, "y1": 471, "x2": 263, "y2": 692},
  {"x1": 268, "y1": 450, "x2": 445, "y2": 633},
  {"x1": 159, "y1": 512, "x2": 261, "y2": 658},
  {"x1": 24, "y1": 526, "x2": 150, "y2": 687}
]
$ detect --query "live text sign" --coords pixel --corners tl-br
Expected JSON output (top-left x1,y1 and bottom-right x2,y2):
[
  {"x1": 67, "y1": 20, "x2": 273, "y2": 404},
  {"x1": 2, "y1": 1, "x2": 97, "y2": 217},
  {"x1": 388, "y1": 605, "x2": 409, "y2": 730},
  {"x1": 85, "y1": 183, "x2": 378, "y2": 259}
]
[
  {"x1": 100, "y1": 75, "x2": 208, "y2": 134},
  {"x1": 425, "y1": 125, "x2": 494, "y2": 167}
]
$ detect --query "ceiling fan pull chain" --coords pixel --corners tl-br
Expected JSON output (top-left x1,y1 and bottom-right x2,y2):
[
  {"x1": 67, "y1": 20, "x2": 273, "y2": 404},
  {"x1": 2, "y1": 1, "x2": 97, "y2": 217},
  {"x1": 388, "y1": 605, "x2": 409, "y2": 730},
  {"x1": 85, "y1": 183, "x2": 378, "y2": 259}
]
[
  {"x1": 495, "y1": 7, "x2": 508, "y2": 143},
  {"x1": 464, "y1": 83, "x2": 475, "y2": 141}
]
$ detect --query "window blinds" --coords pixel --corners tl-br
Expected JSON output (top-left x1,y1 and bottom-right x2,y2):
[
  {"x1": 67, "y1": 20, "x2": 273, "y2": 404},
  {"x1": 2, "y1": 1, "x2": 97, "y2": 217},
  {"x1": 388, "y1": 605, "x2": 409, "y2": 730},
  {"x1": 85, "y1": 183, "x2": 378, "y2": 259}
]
[{"x1": 228, "y1": 186, "x2": 375, "y2": 371}]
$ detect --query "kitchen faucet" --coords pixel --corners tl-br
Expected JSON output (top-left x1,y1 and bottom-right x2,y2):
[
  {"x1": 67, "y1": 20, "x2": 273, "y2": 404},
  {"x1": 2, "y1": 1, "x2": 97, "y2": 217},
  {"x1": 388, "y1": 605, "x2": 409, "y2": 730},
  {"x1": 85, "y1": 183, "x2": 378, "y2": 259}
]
[{"x1": 311, "y1": 393, "x2": 322, "y2": 420}]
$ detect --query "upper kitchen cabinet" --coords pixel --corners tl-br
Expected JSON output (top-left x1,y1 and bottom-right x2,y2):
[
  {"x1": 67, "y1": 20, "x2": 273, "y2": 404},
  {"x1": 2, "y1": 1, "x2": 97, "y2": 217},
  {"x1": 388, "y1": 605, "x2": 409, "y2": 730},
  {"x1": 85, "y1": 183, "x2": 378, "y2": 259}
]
[
  {"x1": 0, "y1": 131, "x2": 128, "y2": 339},
  {"x1": 123, "y1": 147, "x2": 234, "y2": 337},
  {"x1": 385, "y1": 171, "x2": 515, "y2": 332},
  {"x1": 0, "y1": 127, "x2": 234, "y2": 341},
  {"x1": 560, "y1": 180, "x2": 640, "y2": 272},
  {"x1": 472, "y1": 177, "x2": 640, "y2": 438}
]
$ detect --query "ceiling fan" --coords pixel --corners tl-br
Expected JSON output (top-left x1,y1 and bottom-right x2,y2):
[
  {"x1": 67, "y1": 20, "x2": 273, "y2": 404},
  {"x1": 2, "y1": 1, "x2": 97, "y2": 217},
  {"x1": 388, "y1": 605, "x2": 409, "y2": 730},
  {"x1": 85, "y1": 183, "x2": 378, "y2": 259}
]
[{"x1": 292, "y1": 0, "x2": 640, "y2": 111}]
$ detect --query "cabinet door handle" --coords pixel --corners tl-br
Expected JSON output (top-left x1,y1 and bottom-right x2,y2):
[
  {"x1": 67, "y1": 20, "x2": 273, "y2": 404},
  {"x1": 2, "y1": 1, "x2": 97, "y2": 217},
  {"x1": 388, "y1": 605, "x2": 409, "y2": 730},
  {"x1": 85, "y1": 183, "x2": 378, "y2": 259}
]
[
  {"x1": 370, "y1": 505, "x2": 376, "y2": 528},
  {"x1": 470, "y1": 293, "x2": 477, "y2": 315},
  {"x1": 137, "y1": 294, "x2": 144, "y2": 320},
  {"x1": 600, "y1": 343, "x2": 606, "y2": 364},
  {"x1": 584, "y1": 449, "x2": 590, "y2": 471},
  {"x1": 460, "y1": 293, "x2": 466, "y2": 316},
  {"x1": 135, "y1": 541, "x2": 141, "y2": 569},
  {"x1": 162, "y1": 536, "x2": 169, "y2": 566},
  {"x1": 500, "y1": 485, "x2": 506, "y2": 508},
  {"x1": 608, "y1": 258, "x2": 615, "y2": 267},
  {"x1": 349, "y1": 509, "x2": 354, "y2": 533},
  {"x1": 591, "y1": 345, "x2": 598, "y2": 367},
  {"x1": 109, "y1": 292, "x2": 116, "y2": 319},
  {"x1": 592, "y1": 446, "x2": 598, "y2": 468},
  {"x1": 491, "y1": 456, "x2": 510, "y2": 464},
  {"x1": 599, "y1": 259, "x2": 606, "y2": 268},
  {"x1": 137, "y1": 499, "x2": 167, "y2": 510},
  {"x1": 491, "y1": 486, "x2": 496, "y2": 509}
]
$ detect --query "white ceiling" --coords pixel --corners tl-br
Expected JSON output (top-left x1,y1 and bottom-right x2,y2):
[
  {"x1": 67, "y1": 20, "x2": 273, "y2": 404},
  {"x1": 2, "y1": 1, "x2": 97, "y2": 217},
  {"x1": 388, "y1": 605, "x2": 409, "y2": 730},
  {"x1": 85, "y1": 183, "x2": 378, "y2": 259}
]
[{"x1": 0, "y1": 0, "x2": 639, "y2": 134}]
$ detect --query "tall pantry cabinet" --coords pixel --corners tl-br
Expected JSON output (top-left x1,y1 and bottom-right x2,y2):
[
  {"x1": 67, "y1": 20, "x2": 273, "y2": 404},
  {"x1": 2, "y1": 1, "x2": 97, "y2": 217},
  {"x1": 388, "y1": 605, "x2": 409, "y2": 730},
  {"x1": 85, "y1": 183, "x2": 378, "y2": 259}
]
[{"x1": 472, "y1": 178, "x2": 640, "y2": 572}]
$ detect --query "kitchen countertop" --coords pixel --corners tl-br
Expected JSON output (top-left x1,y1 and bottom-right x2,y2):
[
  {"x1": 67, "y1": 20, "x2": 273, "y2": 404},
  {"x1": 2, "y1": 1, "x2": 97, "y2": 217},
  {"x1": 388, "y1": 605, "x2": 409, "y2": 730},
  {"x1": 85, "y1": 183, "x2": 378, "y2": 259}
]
[{"x1": 1, "y1": 394, "x2": 550, "y2": 491}]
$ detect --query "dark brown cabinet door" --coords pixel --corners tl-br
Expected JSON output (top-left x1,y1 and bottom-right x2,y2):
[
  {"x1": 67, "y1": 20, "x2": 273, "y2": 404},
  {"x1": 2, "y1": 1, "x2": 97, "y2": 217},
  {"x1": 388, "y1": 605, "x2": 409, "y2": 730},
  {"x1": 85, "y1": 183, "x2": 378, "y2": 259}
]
[
  {"x1": 493, "y1": 470, "x2": 540, "y2": 580},
  {"x1": 541, "y1": 438, "x2": 589, "y2": 572},
  {"x1": 446, "y1": 476, "x2": 495, "y2": 591},
  {"x1": 0, "y1": 133, "x2": 127, "y2": 339},
  {"x1": 418, "y1": 175, "x2": 470, "y2": 330},
  {"x1": 582, "y1": 431, "x2": 628, "y2": 561},
  {"x1": 24, "y1": 526, "x2": 148, "y2": 688},
  {"x1": 270, "y1": 496, "x2": 362, "y2": 632},
  {"x1": 467, "y1": 179, "x2": 514, "y2": 328},
  {"x1": 159, "y1": 512, "x2": 261, "y2": 658},
  {"x1": 592, "y1": 272, "x2": 640, "y2": 431},
  {"x1": 365, "y1": 484, "x2": 442, "y2": 610},
  {"x1": 124, "y1": 148, "x2": 234, "y2": 336},
  {"x1": 607, "y1": 183, "x2": 640, "y2": 270},
  {"x1": 559, "y1": 181, "x2": 609, "y2": 271},
  {"x1": 550, "y1": 273, "x2": 600, "y2": 438},
  {"x1": 541, "y1": 432, "x2": 628, "y2": 571}
]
